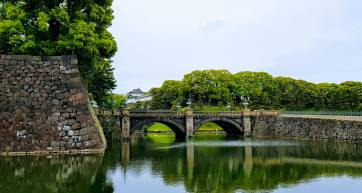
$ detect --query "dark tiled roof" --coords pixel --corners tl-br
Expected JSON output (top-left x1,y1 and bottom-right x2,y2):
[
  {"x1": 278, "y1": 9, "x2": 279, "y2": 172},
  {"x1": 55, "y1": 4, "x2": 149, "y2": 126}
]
[{"x1": 127, "y1": 88, "x2": 144, "y2": 95}]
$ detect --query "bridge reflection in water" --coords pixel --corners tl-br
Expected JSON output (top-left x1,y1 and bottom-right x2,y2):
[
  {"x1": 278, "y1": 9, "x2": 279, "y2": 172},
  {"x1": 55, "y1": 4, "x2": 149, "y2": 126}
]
[
  {"x1": 1, "y1": 135, "x2": 362, "y2": 193},
  {"x1": 116, "y1": 135, "x2": 362, "y2": 193}
]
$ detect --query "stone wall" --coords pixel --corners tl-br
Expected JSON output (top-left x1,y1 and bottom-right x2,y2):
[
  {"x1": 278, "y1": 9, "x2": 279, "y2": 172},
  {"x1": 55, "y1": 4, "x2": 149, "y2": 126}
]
[
  {"x1": 251, "y1": 115, "x2": 362, "y2": 142},
  {"x1": 96, "y1": 114, "x2": 122, "y2": 143},
  {"x1": 0, "y1": 55, "x2": 106, "y2": 155}
]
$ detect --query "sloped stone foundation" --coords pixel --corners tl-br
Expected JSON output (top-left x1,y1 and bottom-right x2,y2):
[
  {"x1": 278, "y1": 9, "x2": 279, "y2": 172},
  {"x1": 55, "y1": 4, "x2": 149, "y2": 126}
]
[{"x1": 0, "y1": 55, "x2": 106, "y2": 155}]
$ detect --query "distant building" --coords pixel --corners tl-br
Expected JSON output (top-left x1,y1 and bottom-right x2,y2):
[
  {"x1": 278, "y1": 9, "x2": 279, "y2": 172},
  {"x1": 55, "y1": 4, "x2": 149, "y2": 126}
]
[{"x1": 126, "y1": 88, "x2": 153, "y2": 104}]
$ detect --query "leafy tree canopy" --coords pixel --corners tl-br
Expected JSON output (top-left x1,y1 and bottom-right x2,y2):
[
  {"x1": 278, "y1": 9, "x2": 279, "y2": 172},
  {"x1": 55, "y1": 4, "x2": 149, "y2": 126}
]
[
  {"x1": 101, "y1": 93, "x2": 127, "y2": 109},
  {"x1": 0, "y1": 0, "x2": 117, "y2": 103},
  {"x1": 148, "y1": 70, "x2": 362, "y2": 111}
]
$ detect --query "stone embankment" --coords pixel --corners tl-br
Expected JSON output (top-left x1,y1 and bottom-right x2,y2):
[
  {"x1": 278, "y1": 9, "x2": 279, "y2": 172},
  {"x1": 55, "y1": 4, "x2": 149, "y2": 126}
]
[
  {"x1": 252, "y1": 114, "x2": 362, "y2": 142},
  {"x1": 0, "y1": 55, "x2": 106, "y2": 155}
]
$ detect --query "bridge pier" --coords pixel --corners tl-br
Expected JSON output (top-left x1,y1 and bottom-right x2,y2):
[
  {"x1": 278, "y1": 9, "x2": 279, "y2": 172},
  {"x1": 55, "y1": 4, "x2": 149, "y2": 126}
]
[
  {"x1": 121, "y1": 109, "x2": 131, "y2": 140},
  {"x1": 185, "y1": 109, "x2": 194, "y2": 138},
  {"x1": 243, "y1": 108, "x2": 252, "y2": 137}
]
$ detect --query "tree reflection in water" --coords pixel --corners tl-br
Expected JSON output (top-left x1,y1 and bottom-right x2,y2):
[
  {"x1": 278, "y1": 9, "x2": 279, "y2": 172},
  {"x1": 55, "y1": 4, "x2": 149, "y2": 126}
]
[
  {"x1": 119, "y1": 135, "x2": 362, "y2": 193},
  {"x1": 1, "y1": 134, "x2": 362, "y2": 193}
]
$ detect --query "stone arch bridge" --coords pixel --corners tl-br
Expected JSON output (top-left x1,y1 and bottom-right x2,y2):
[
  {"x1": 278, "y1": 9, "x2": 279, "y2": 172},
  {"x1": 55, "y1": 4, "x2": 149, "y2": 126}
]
[{"x1": 95, "y1": 109, "x2": 280, "y2": 140}]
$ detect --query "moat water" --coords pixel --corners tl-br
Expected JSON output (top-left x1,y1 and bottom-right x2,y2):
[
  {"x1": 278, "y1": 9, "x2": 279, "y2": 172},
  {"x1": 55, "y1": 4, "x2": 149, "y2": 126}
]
[{"x1": 1, "y1": 133, "x2": 362, "y2": 193}]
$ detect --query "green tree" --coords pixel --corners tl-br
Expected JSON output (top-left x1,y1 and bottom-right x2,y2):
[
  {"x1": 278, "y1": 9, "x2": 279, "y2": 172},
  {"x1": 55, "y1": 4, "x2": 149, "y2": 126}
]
[
  {"x1": 101, "y1": 93, "x2": 127, "y2": 109},
  {"x1": 148, "y1": 87, "x2": 162, "y2": 109},
  {"x1": 148, "y1": 70, "x2": 362, "y2": 111},
  {"x1": 341, "y1": 81, "x2": 362, "y2": 108},
  {"x1": 149, "y1": 80, "x2": 184, "y2": 109},
  {"x1": 183, "y1": 70, "x2": 233, "y2": 105},
  {"x1": 0, "y1": 0, "x2": 117, "y2": 103},
  {"x1": 233, "y1": 72, "x2": 276, "y2": 109},
  {"x1": 317, "y1": 83, "x2": 345, "y2": 110},
  {"x1": 273, "y1": 77, "x2": 322, "y2": 110}
]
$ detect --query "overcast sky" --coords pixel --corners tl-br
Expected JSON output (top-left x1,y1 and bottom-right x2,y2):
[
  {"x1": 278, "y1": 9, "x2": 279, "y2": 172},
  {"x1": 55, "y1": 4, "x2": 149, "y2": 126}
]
[{"x1": 109, "y1": 0, "x2": 362, "y2": 94}]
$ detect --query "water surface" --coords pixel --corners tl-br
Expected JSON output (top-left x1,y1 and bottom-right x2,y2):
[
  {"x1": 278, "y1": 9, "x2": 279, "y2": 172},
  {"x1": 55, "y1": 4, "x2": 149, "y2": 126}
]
[{"x1": 1, "y1": 134, "x2": 362, "y2": 193}]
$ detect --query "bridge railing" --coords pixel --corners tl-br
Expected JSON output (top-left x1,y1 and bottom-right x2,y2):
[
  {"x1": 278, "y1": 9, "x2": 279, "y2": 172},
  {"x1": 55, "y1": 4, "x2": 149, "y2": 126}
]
[
  {"x1": 130, "y1": 110, "x2": 177, "y2": 113},
  {"x1": 130, "y1": 110, "x2": 183, "y2": 117},
  {"x1": 193, "y1": 111, "x2": 242, "y2": 116},
  {"x1": 93, "y1": 108, "x2": 121, "y2": 116},
  {"x1": 193, "y1": 110, "x2": 280, "y2": 116},
  {"x1": 250, "y1": 110, "x2": 280, "y2": 116},
  {"x1": 282, "y1": 110, "x2": 362, "y2": 116},
  {"x1": 94, "y1": 108, "x2": 362, "y2": 117},
  {"x1": 94, "y1": 108, "x2": 281, "y2": 117}
]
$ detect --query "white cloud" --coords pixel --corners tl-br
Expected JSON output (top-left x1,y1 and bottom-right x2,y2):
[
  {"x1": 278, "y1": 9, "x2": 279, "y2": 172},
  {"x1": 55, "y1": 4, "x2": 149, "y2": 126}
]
[{"x1": 109, "y1": 0, "x2": 362, "y2": 93}]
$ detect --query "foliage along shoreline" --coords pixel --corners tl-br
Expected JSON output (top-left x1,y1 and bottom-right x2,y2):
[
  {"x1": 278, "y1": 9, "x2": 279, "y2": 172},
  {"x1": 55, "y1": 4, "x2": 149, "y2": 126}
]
[{"x1": 146, "y1": 70, "x2": 362, "y2": 111}]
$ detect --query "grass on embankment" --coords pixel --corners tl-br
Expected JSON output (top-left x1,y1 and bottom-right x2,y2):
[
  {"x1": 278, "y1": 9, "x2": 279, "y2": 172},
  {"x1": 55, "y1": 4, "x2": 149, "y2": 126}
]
[
  {"x1": 146, "y1": 132, "x2": 227, "y2": 144},
  {"x1": 146, "y1": 122, "x2": 223, "y2": 133}
]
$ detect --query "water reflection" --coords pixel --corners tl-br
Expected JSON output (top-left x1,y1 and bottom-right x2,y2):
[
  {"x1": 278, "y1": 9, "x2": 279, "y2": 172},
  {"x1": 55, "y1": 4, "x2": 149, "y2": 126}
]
[
  {"x1": 0, "y1": 154, "x2": 109, "y2": 193},
  {"x1": 117, "y1": 135, "x2": 362, "y2": 193},
  {"x1": 1, "y1": 134, "x2": 362, "y2": 193}
]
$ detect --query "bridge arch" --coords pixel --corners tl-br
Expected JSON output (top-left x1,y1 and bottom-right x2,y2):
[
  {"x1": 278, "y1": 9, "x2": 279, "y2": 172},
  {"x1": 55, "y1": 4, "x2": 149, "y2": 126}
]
[
  {"x1": 131, "y1": 118, "x2": 186, "y2": 138},
  {"x1": 194, "y1": 118, "x2": 244, "y2": 137}
]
